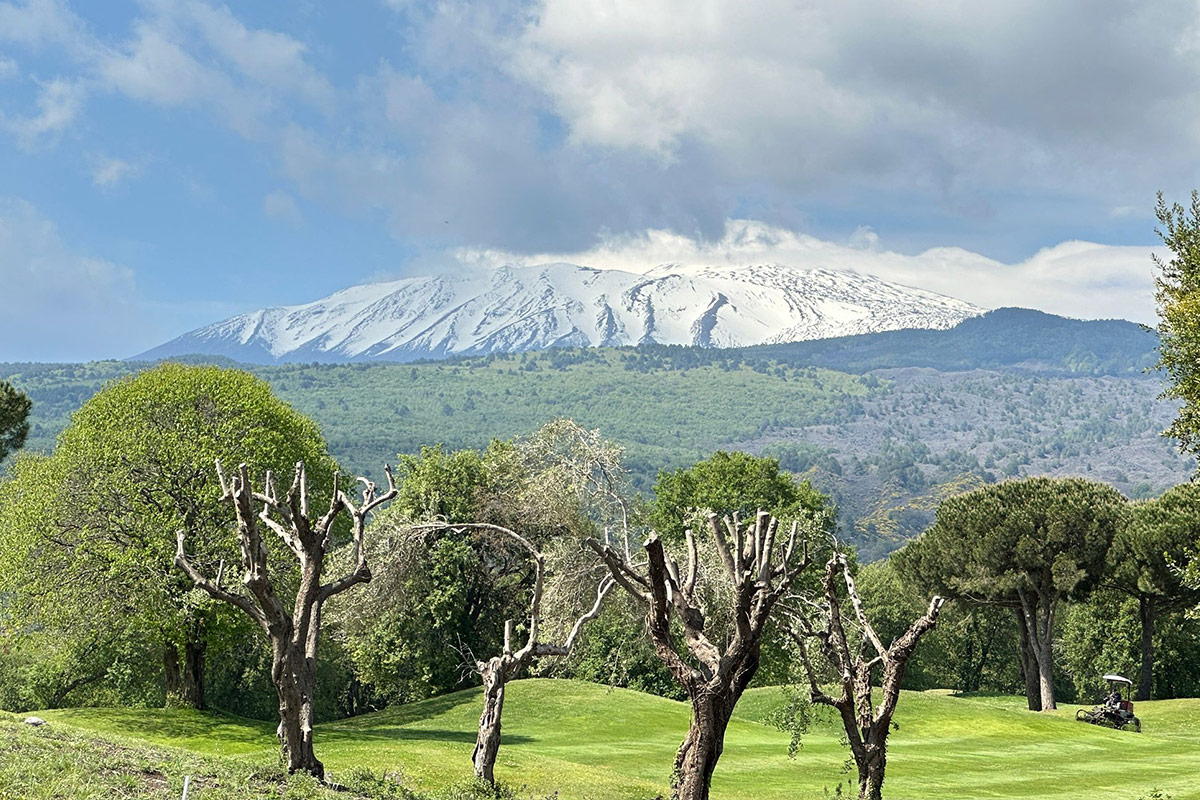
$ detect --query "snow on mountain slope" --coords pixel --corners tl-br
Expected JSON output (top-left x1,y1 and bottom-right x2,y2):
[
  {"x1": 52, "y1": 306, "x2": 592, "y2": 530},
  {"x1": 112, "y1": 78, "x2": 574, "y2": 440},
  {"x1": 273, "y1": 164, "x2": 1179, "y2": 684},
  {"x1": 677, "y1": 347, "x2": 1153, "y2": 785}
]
[{"x1": 136, "y1": 263, "x2": 985, "y2": 363}]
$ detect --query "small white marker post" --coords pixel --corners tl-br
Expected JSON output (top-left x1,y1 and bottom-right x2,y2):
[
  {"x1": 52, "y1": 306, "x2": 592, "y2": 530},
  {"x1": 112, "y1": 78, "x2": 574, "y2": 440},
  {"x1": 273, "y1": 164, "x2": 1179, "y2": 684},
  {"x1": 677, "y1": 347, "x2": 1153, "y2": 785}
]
[{"x1": 181, "y1": 775, "x2": 191, "y2": 800}]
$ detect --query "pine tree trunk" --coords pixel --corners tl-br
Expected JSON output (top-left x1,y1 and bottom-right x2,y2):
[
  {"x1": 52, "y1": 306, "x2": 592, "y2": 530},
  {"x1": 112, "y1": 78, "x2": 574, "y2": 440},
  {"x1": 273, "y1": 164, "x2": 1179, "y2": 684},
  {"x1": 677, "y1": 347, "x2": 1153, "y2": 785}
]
[
  {"x1": 1137, "y1": 595, "x2": 1155, "y2": 702},
  {"x1": 1015, "y1": 610, "x2": 1042, "y2": 711},
  {"x1": 182, "y1": 639, "x2": 207, "y2": 710},
  {"x1": 473, "y1": 662, "x2": 506, "y2": 784},
  {"x1": 1033, "y1": 607, "x2": 1056, "y2": 712}
]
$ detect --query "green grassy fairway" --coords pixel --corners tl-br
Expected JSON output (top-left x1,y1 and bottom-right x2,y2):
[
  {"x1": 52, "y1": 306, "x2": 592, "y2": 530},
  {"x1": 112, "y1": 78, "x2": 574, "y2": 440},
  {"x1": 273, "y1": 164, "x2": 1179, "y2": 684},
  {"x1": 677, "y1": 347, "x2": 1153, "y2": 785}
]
[{"x1": 29, "y1": 679, "x2": 1200, "y2": 799}]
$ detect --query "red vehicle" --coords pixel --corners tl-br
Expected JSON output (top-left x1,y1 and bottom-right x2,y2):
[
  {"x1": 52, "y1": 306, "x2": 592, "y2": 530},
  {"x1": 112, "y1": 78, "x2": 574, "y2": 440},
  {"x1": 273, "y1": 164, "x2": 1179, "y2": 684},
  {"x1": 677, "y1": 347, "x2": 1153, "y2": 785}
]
[{"x1": 1075, "y1": 674, "x2": 1141, "y2": 732}]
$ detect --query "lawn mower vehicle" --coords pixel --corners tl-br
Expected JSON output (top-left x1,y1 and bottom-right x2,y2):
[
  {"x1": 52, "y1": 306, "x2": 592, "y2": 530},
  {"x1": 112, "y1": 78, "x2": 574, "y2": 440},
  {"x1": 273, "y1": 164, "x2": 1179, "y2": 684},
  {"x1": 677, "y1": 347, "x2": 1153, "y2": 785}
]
[{"x1": 1075, "y1": 674, "x2": 1141, "y2": 732}]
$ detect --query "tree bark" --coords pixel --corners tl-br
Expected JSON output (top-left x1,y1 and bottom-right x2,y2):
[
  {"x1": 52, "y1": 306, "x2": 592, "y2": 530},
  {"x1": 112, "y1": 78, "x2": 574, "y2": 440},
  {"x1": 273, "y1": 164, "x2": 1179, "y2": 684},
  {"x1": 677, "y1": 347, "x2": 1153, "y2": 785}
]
[
  {"x1": 183, "y1": 638, "x2": 207, "y2": 710},
  {"x1": 588, "y1": 511, "x2": 810, "y2": 800},
  {"x1": 1034, "y1": 635, "x2": 1055, "y2": 712},
  {"x1": 163, "y1": 642, "x2": 182, "y2": 705},
  {"x1": 1017, "y1": 589, "x2": 1057, "y2": 711},
  {"x1": 473, "y1": 660, "x2": 506, "y2": 784},
  {"x1": 1138, "y1": 595, "x2": 1155, "y2": 702},
  {"x1": 1015, "y1": 608, "x2": 1042, "y2": 711},
  {"x1": 274, "y1": 641, "x2": 323, "y2": 779},
  {"x1": 793, "y1": 558, "x2": 943, "y2": 800},
  {"x1": 673, "y1": 696, "x2": 732, "y2": 800},
  {"x1": 859, "y1": 753, "x2": 886, "y2": 800}
]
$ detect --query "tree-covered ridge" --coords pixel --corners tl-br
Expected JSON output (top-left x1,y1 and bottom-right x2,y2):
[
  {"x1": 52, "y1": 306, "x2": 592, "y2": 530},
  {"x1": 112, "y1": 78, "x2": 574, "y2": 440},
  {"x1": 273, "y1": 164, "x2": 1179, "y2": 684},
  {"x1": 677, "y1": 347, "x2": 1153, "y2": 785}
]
[
  {"x1": 0, "y1": 353, "x2": 872, "y2": 486},
  {"x1": 745, "y1": 308, "x2": 1157, "y2": 375},
  {"x1": 2, "y1": 337, "x2": 1190, "y2": 560}
]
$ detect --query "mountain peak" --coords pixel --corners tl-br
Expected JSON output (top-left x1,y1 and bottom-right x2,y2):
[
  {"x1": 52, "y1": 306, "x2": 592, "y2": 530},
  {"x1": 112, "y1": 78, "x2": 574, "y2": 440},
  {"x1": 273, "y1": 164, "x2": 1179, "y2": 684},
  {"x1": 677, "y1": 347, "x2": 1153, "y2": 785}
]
[{"x1": 136, "y1": 263, "x2": 985, "y2": 364}]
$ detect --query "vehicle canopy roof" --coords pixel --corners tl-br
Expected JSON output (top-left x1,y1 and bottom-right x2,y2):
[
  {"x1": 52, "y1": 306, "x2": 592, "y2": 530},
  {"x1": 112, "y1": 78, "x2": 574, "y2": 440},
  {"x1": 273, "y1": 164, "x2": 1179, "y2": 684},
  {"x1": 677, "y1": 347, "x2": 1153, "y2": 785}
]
[{"x1": 1103, "y1": 674, "x2": 1133, "y2": 685}]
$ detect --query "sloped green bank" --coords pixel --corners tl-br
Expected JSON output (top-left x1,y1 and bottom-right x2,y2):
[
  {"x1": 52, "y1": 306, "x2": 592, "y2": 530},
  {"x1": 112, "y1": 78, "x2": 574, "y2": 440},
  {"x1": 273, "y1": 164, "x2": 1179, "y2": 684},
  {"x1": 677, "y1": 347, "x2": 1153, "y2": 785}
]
[{"x1": 31, "y1": 679, "x2": 1200, "y2": 800}]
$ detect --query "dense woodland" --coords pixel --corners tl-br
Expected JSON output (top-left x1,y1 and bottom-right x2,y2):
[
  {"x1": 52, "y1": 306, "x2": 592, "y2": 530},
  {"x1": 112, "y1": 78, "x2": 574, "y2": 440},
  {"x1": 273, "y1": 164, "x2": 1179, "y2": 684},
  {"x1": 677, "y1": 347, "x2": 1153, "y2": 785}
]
[{"x1": 1, "y1": 300, "x2": 1198, "y2": 800}]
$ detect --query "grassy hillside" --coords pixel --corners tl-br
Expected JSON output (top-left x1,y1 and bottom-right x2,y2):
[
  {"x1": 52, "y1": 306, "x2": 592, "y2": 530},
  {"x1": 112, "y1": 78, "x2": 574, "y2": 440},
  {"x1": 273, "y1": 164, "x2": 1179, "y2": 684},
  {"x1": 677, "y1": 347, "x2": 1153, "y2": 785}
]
[{"x1": 26, "y1": 679, "x2": 1200, "y2": 800}]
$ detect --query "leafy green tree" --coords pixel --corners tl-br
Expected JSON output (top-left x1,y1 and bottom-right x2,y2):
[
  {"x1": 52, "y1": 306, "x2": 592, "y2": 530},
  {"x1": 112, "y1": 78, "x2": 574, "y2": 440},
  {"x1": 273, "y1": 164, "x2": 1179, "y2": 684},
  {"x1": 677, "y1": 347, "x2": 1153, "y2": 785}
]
[
  {"x1": 1107, "y1": 485, "x2": 1200, "y2": 699},
  {"x1": 1155, "y1": 190, "x2": 1200, "y2": 456},
  {"x1": 0, "y1": 379, "x2": 31, "y2": 463},
  {"x1": 650, "y1": 450, "x2": 827, "y2": 536},
  {"x1": 0, "y1": 364, "x2": 339, "y2": 710},
  {"x1": 897, "y1": 477, "x2": 1124, "y2": 710},
  {"x1": 338, "y1": 420, "x2": 629, "y2": 708}
]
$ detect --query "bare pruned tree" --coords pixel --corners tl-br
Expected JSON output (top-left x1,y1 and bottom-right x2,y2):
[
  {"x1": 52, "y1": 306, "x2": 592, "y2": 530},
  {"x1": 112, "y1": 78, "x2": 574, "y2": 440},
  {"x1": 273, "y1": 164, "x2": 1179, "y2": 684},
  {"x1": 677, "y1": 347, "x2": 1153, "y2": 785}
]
[
  {"x1": 587, "y1": 510, "x2": 812, "y2": 800},
  {"x1": 418, "y1": 521, "x2": 614, "y2": 785},
  {"x1": 786, "y1": 553, "x2": 944, "y2": 800},
  {"x1": 175, "y1": 460, "x2": 396, "y2": 779}
]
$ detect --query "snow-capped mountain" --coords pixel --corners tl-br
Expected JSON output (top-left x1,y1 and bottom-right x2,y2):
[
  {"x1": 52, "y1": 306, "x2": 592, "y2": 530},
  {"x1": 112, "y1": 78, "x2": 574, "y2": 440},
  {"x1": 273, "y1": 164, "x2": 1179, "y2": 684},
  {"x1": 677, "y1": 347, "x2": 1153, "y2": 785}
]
[{"x1": 136, "y1": 263, "x2": 985, "y2": 363}]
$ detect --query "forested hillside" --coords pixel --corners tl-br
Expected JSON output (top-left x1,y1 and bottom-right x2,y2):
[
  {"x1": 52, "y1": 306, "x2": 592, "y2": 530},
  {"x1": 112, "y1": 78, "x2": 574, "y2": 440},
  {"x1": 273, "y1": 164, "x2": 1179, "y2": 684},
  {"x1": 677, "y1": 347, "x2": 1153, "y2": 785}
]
[{"x1": 3, "y1": 323, "x2": 1188, "y2": 560}]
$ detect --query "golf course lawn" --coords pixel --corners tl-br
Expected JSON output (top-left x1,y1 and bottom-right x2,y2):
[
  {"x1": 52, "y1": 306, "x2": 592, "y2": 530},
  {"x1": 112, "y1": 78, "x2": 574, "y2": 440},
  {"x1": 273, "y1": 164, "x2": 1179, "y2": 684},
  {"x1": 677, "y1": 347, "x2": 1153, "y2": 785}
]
[{"x1": 18, "y1": 679, "x2": 1200, "y2": 799}]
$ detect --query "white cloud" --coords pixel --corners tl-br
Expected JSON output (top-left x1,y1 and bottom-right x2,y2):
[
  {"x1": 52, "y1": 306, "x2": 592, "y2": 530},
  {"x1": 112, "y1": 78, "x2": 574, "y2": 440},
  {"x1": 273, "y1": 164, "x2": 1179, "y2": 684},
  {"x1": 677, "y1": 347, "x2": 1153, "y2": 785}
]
[
  {"x1": 511, "y1": 0, "x2": 1200, "y2": 199},
  {"x1": 0, "y1": 0, "x2": 94, "y2": 55},
  {"x1": 90, "y1": 155, "x2": 139, "y2": 187},
  {"x1": 0, "y1": 57, "x2": 17, "y2": 79},
  {"x1": 180, "y1": 1, "x2": 334, "y2": 109},
  {"x1": 0, "y1": 197, "x2": 154, "y2": 360},
  {"x1": 263, "y1": 189, "x2": 302, "y2": 226},
  {"x1": 454, "y1": 219, "x2": 1162, "y2": 324},
  {"x1": 6, "y1": 76, "x2": 84, "y2": 146}
]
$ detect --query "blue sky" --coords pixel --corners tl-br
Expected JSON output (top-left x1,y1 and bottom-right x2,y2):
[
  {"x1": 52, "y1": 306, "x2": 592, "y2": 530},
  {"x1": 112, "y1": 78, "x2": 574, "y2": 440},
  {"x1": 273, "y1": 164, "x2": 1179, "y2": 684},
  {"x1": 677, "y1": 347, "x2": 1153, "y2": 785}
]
[{"x1": 0, "y1": 0, "x2": 1193, "y2": 360}]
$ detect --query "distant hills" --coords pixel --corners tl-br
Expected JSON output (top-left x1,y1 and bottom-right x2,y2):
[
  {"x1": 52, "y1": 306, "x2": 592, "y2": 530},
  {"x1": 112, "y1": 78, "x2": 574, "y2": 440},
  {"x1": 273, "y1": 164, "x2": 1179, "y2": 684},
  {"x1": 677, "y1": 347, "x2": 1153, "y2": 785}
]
[
  {"x1": 7, "y1": 304, "x2": 1180, "y2": 560},
  {"x1": 135, "y1": 263, "x2": 982, "y2": 363},
  {"x1": 747, "y1": 307, "x2": 1157, "y2": 375}
]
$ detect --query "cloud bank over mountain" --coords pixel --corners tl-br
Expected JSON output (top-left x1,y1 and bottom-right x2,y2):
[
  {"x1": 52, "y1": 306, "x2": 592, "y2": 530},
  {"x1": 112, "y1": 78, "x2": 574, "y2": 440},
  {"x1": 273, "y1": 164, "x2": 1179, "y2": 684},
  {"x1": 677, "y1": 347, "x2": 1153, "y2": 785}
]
[
  {"x1": 0, "y1": 1, "x2": 1186, "y2": 358},
  {"x1": 457, "y1": 220, "x2": 1160, "y2": 324}
]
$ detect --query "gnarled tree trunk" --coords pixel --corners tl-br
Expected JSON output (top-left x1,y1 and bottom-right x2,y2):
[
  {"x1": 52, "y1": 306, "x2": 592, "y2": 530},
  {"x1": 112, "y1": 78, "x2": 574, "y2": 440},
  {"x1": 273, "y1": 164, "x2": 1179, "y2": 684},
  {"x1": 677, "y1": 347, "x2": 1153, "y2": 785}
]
[
  {"x1": 473, "y1": 658, "x2": 507, "y2": 785},
  {"x1": 589, "y1": 510, "x2": 813, "y2": 800},
  {"x1": 673, "y1": 674, "x2": 748, "y2": 800},
  {"x1": 274, "y1": 639, "x2": 322, "y2": 777},
  {"x1": 791, "y1": 554, "x2": 944, "y2": 800},
  {"x1": 177, "y1": 460, "x2": 395, "y2": 780}
]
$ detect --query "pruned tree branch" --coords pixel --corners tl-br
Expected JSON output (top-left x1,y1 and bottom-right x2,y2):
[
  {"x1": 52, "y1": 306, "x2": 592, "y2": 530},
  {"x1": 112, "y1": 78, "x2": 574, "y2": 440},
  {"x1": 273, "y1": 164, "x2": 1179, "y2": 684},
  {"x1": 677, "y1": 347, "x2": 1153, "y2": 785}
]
[{"x1": 175, "y1": 460, "x2": 394, "y2": 780}]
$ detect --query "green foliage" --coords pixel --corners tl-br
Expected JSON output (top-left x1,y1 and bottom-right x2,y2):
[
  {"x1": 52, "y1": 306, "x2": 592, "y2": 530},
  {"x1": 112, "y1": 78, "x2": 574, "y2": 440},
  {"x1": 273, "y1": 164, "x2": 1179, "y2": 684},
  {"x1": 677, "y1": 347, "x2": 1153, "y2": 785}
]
[
  {"x1": 0, "y1": 364, "x2": 342, "y2": 713},
  {"x1": 1155, "y1": 190, "x2": 1200, "y2": 458},
  {"x1": 394, "y1": 444, "x2": 493, "y2": 523},
  {"x1": 1060, "y1": 590, "x2": 1200, "y2": 702},
  {"x1": 856, "y1": 559, "x2": 1019, "y2": 694},
  {"x1": 649, "y1": 450, "x2": 830, "y2": 537},
  {"x1": 897, "y1": 477, "x2": 1124, "y2": 605},
  {"x1": 338, "y1": 421, "x2": 630, "y2": 706},
  {"x1": 0, "y1": 379, "x2": 30, "y2": 464},
  {"x1": 561, "y1": 594, "x2": 684, "y2": 700},
  {"x1": 3, "y1": 347, "x2": 1188, "y2": 560},
  {"x1": 1114, "y1": 484, "x2": 1200, "y2": 603}
]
